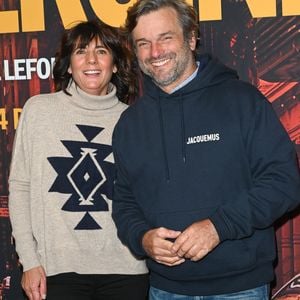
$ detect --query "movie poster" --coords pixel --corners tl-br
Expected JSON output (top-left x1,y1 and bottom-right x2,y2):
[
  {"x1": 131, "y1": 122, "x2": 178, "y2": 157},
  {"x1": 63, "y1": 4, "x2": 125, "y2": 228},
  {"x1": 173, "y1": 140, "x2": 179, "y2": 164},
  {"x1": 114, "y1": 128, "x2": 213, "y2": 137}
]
[{"x1": 0, "y1": 1, "x2": 299, "y2": 299}]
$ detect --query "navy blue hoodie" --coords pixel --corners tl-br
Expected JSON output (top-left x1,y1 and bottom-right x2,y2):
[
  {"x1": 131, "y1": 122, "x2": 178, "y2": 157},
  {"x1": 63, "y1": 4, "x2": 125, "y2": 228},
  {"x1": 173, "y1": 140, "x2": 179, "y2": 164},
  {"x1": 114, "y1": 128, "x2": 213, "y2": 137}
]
[{"x1": 112, "y1": 55, "x2": 300, "y2": 295}]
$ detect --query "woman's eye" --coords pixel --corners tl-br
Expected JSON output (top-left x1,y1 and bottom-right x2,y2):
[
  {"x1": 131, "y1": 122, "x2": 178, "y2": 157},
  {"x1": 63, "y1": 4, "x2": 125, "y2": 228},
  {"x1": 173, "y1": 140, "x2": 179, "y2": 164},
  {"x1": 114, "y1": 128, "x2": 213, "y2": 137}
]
[
  {"x1": 75, "y1": 49, "x2": 85, "y2": 54},
  {"x1": 97, "y1": 49, "x2": 107, "y2": 54}
]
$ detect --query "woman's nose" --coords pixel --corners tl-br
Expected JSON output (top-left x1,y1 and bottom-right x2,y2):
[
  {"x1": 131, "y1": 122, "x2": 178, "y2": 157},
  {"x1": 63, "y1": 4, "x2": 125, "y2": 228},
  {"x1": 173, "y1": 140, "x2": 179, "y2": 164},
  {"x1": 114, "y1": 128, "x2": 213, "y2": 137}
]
[{"x1": 87, "y1": 52, "x2": 97, "y2": 64}]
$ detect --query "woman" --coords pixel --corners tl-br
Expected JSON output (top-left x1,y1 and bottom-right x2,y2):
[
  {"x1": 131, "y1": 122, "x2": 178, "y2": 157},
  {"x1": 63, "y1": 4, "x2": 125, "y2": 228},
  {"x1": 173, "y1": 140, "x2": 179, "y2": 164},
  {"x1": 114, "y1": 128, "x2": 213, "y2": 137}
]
[{"x1": 9, "y1": 20, "x2": 148, "y2": 300}]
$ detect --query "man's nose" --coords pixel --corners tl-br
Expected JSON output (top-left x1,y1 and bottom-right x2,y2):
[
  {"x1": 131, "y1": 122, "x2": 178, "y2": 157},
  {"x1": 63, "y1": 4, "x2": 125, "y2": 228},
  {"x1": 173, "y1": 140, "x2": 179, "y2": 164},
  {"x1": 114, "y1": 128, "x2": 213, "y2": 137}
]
[{"x1": 150, "y1": 42, "x2": 163, "y2": 58}]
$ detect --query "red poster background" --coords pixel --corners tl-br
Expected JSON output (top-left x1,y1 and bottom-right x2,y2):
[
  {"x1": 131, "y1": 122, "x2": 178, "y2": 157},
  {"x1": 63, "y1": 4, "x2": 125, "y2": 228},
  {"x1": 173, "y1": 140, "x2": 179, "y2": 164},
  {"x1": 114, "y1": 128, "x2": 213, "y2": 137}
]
[{"x1": 0, "y1": 1, "x2": 299, "y2": 299}]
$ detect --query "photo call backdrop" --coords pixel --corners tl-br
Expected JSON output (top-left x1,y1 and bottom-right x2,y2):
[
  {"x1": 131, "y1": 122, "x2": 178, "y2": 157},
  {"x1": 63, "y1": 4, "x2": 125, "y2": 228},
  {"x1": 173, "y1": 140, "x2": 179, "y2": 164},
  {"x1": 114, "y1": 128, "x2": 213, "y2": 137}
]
[{"x1": 0, "y1": 0, "x2": 299, "y2": 299}]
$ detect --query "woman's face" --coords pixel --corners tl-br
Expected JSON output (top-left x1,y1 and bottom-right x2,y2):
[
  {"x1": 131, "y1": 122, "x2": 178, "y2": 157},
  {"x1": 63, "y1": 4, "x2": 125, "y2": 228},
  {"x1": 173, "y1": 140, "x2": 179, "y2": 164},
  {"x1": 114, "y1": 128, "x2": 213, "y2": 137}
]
[{"x1": 68, "y1": 37, "x2": 117, "y2": 96}]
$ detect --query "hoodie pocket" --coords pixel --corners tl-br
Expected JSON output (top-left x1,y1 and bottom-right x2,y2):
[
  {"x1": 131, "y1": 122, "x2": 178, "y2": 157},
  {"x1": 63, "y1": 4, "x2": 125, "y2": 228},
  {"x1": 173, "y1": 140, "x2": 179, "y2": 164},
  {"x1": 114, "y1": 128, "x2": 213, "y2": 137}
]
[
  {"x1": 149, "y1": 207, "x2": 218, "y2": 231},
  {"x1": 147, "y1": 209, "x2": 275, "y2": 280}
]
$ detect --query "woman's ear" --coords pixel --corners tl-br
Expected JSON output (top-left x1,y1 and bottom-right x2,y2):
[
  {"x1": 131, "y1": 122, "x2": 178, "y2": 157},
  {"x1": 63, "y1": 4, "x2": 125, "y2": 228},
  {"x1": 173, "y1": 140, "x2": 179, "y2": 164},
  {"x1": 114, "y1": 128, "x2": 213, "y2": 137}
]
[{"x1": 113, "y1": 65, "x2": 117, "y2": 73}]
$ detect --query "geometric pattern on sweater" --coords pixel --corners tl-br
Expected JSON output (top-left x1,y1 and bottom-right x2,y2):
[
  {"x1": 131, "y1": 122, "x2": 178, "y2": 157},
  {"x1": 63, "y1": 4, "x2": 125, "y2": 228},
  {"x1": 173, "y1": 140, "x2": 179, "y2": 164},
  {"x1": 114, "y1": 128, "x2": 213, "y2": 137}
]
[{"x1": 47, "y1": 125, "x2": 115, "y2": 230}]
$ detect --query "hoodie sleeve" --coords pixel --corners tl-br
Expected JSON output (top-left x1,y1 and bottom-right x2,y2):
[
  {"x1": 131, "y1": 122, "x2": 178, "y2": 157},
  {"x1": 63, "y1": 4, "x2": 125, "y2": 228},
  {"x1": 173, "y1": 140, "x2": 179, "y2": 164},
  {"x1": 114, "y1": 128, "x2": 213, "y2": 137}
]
[
  {"x1": 210, "y1": 87, "x2": 300, "y2": 242},
  {"x1": 8, "y1": 106, "x2": 41, "y2": 271},
  {"x1": 112, "y1": 121, "x2": 152, "y2": 258}
]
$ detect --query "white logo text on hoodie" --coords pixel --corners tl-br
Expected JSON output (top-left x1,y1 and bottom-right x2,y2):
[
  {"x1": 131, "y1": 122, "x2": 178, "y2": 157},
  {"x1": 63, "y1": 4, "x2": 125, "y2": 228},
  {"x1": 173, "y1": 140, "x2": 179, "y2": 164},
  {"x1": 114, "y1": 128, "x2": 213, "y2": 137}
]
[{"x1": 186, "y1": 133, "x2": 220, "y2": 145}]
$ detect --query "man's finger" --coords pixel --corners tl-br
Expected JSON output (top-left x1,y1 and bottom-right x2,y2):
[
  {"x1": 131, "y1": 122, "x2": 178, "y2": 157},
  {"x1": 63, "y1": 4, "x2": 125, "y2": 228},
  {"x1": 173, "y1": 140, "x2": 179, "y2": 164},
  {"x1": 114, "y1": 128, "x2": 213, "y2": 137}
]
[{"x1": 171, "y1": 232, "x2": 189, "y2": 253}]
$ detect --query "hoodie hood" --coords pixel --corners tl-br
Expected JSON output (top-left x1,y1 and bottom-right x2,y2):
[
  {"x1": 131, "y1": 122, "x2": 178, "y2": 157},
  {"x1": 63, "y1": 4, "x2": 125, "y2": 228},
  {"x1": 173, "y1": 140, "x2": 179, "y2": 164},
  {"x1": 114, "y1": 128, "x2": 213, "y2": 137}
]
[{"x1": 142, "y1": 54, "x2": 239, "y2": 99}]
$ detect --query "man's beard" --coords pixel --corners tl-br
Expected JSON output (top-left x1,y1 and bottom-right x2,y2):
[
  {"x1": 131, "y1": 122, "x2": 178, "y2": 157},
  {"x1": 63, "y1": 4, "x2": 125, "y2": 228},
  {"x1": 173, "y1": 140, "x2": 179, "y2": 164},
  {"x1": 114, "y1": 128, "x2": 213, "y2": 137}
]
[{"x1": 139, "y1": 42, "x2": 192, "y2": 88}]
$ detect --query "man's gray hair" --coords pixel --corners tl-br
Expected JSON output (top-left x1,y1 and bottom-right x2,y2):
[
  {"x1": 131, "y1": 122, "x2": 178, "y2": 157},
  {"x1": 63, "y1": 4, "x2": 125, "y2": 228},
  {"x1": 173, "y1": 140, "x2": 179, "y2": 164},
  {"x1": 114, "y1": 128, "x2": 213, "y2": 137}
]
[{"x1": 124, "y1": 0, "x2": 199, "y2": 46}]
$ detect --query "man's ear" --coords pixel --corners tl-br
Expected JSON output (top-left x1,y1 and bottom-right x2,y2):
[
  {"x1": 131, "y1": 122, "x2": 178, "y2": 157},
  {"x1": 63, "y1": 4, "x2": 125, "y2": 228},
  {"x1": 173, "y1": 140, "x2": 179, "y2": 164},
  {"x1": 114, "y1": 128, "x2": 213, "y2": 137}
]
[{"x1": 189, "y1": 31, "x2": 197, "y2": 51}]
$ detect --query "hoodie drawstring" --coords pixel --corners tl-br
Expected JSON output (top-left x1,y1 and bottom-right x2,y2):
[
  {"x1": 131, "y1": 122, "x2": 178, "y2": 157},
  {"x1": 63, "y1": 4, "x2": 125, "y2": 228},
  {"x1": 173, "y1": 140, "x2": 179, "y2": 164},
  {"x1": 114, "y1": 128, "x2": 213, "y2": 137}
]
[
  {"x1": 158, "y1": 95, "x2": 187, "y2": 181},
  {"x1": 158, "y1": 97, "x2": 170, "y2": 181},
  {"x1": 180, "y1": 96, "x2": 187, "y2": 163}
]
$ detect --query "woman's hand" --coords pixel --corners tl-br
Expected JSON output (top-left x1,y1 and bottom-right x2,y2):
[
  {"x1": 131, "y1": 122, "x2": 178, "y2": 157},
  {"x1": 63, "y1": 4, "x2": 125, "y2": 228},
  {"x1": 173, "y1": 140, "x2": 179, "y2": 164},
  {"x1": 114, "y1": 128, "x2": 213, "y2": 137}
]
[{"x1": 21, "y1": 266, "x2": 47, "y2": 300}]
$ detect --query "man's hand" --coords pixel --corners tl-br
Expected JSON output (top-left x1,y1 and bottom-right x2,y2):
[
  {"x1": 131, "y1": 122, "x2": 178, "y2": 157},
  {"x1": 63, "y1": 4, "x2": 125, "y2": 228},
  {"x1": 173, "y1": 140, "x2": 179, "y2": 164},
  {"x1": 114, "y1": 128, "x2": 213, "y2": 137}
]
[
  {"x1": 21, "y1": 266, "x2": 46, "y2": 300},
  {"x1": 171, "y1": 219, "x2": 220, "y2": 261},
  {"x1": 142, "y1": 227, "x2": 185, "y2": 266}
]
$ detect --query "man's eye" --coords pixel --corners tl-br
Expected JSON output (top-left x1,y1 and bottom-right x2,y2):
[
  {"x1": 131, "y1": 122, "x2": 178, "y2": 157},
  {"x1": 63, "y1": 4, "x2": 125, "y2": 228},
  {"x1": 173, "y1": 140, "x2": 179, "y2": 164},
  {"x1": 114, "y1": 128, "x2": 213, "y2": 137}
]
[
  {"x1": 137, "y1": 42, "x2": 148, "y2": 48},
  {"x1": 163, "y1": 36, "x2": 172, "y2": 41}
]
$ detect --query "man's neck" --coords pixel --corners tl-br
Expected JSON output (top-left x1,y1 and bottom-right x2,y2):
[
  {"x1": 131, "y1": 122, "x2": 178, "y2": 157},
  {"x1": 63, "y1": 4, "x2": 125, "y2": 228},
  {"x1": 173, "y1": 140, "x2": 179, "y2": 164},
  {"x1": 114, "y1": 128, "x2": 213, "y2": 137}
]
[{"x1": 166, "y1": 61, "x2": 200, "y2": 94}]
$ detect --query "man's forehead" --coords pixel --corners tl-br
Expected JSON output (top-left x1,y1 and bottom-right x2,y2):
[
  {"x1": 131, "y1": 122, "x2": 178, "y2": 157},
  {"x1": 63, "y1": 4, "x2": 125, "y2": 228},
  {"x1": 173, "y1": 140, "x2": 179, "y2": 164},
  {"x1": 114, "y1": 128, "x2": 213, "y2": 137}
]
[{"x1": 132, "y1": 8, "x2": 182, "y2": 40}]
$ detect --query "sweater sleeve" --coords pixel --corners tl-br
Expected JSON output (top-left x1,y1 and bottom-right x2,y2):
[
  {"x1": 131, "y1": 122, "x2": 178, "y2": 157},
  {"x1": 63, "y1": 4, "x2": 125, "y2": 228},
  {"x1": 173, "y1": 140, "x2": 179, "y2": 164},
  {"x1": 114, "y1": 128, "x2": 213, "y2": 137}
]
[
  {"x1": 210, "y1": 90, "x2": 300, "y2": 241},
  {"x1": 8, "y1": 106, "x2": 41, "y2": 271},
  {"x1": 112, "y1": 122, "x2": 151, "y2": 258}
]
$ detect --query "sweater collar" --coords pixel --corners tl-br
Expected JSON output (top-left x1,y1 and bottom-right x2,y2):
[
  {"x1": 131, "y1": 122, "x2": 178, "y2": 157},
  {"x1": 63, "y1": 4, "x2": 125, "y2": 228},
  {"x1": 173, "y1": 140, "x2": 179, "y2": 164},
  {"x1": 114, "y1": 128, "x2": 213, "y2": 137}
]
[{"x1": 66, "y1": 81, "x2": 119, "y2": 110}]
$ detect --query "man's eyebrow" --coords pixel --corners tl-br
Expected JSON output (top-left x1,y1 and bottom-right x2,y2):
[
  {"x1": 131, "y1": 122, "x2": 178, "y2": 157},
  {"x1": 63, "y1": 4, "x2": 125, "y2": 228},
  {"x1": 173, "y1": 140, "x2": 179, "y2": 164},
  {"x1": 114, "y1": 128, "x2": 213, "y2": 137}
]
[
  {"x1": 158, "y1": 31, "x2": 175, "y2": 37},
  {"x1": 135, "y1": 31, "x2": 175, "y2": 43},
  {"x1": 135, "y1": 37, "x2": 149, "y2": 44}
]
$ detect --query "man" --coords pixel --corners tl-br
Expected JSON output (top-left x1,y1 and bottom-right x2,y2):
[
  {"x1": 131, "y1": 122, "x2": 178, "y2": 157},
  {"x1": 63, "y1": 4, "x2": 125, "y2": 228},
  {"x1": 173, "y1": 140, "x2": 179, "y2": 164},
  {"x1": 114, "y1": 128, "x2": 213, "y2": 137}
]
[{"x1": 112, "y1": 0, "x2": 300, "y2": 299}]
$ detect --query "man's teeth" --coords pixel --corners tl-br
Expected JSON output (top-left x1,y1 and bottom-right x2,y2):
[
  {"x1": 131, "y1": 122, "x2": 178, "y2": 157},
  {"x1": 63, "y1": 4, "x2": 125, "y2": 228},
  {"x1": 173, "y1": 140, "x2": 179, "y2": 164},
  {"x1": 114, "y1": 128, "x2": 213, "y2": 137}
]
[{"x1": 152, "y1": 59, "x2": 169, "y2": 67}]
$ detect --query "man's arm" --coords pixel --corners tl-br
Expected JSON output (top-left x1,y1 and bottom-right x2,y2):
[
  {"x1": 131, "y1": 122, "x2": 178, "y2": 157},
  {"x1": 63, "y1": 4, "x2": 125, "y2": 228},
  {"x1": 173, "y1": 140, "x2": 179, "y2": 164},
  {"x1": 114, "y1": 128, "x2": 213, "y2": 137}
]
[
  {"x1": 112, "y1": 124, "x2": 184, "y2": 265},
  {"x1": 173, "y1": 90, "x2": 300, "y2": 261},
  {"x1": 210, "y1": 93, "x2": 300, "y2": 242}
]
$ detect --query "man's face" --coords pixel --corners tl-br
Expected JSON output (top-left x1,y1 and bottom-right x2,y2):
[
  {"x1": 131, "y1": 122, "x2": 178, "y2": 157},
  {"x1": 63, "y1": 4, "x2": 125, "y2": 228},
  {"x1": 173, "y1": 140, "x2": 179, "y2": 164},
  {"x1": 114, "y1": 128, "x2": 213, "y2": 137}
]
[{"x1": 132, "y1": 7, "x2": 197, "y2": 93}]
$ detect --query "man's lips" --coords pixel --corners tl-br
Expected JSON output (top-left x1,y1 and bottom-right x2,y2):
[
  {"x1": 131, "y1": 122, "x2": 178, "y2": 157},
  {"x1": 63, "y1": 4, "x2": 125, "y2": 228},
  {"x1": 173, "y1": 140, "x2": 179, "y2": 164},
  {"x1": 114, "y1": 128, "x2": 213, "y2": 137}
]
[{"x1": 151, "y1": 58, "x2": 171, "y2": 67}]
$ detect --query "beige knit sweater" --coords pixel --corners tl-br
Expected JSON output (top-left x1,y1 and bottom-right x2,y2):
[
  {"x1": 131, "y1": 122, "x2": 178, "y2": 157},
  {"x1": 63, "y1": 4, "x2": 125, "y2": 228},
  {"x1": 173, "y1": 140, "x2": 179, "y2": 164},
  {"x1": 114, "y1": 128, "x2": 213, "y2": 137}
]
[{"x1": 9, "y1": 82, "x2": 148, "y2": 276}]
